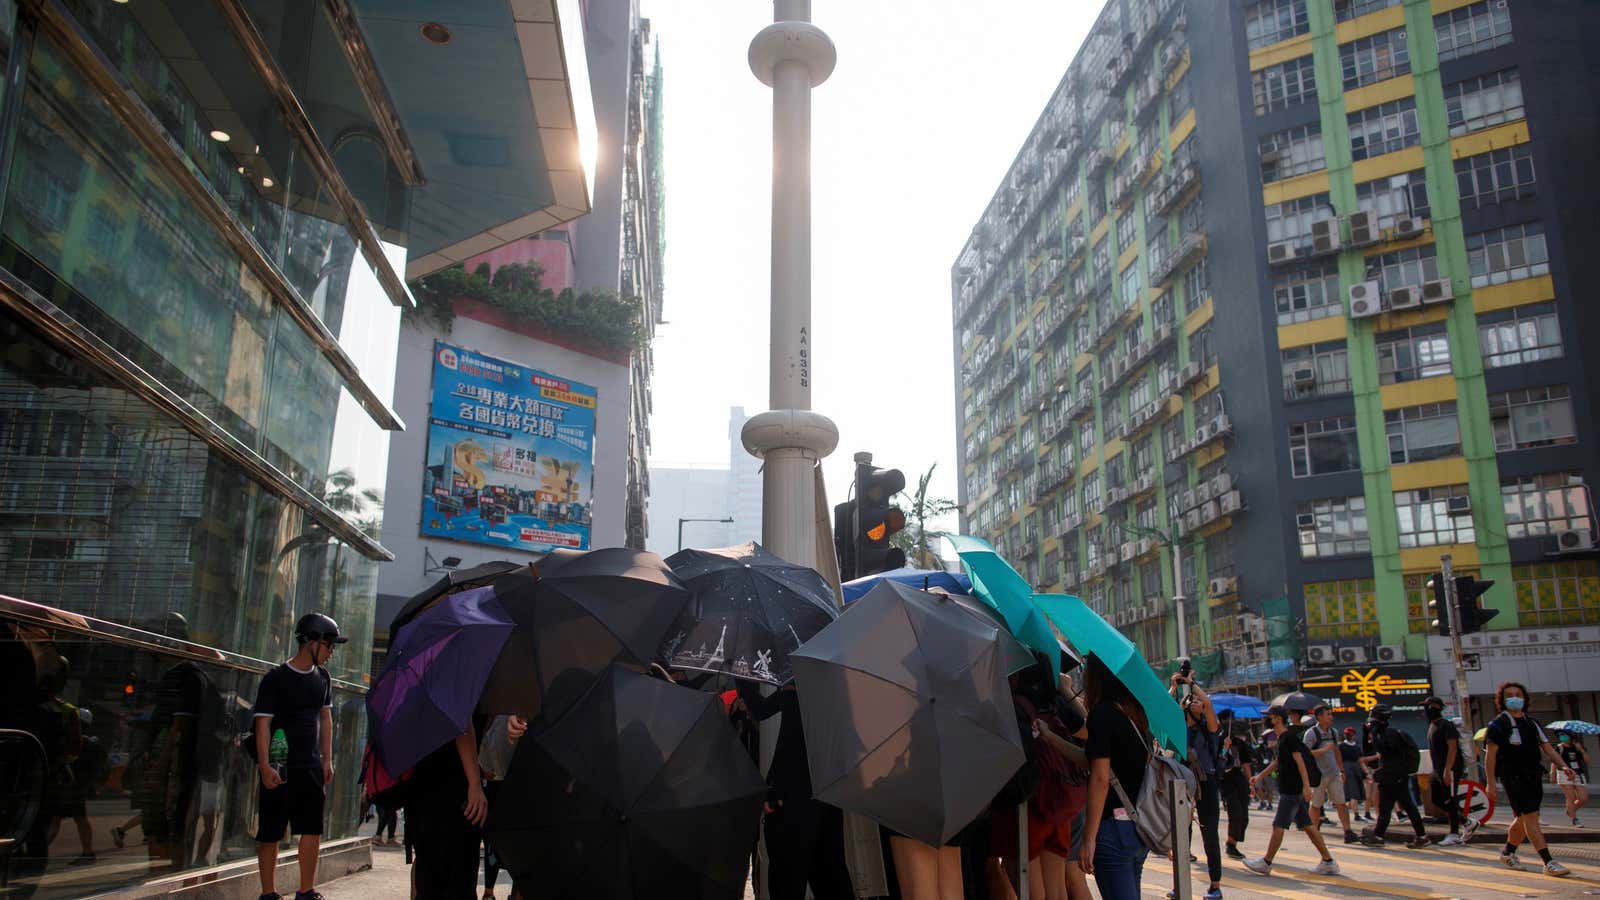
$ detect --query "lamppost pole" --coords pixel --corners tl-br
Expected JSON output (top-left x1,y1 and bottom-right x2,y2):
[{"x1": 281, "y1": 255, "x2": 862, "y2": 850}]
[{"x1": 677, "y1": 516, "x2": 735, "y2": 553}]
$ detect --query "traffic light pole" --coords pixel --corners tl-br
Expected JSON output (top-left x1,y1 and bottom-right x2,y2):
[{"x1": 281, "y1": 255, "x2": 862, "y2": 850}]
[{"x1": 1441, "y1": 553, "x2": 1476, "y2": 766}]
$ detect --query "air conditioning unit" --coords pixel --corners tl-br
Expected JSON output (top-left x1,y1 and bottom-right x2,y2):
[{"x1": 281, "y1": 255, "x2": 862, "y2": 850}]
[
  {"x1": 1184, "y1": 509, "x2": 1203, "y2": 531},
  {"x1": 1259, "y1": 139, "x2": 1283, "y2": 162},
  {"x1": 1375, "y1": 644, "x2": 1406, "y2": 664},
  {"x1": 1393, "y1": 216, "x2": 1426, "y2": 239},
  {"x1": 1219, "y1": 489, "x2": 1243, "y2": 514},
  {"x1": 1194, "y1": 425, "x2": 1209, "y2": 445},
  {"x1": 1121, "y1": 541, "x2": 1138, "y2": 562},
  {"x1": 1267, "y1": 240, "x2": 1299, "y2": 265},
  {"x1": 1311, "y1": 218, "x2": 1342, "y2": 255},
  {"x1": 1556, "y1": 528, "x2": 1595, "y2": 553},
  {"x1": 1348, "y1": 280, "x2": 1383, "y2": 318},
  {"x1": 1306, "y1": 644, "x2": 1336, "y2": 665},
  {"x1": 1208, "y1": 576, "x2": 1236, "y2": 597},
  {"x1": 1295, "y1": 512, "x2": 1316, "y2": 529},
  {"x1": 1138, "y1": 536, "x2": 1156, "y2": 555},
  {"x1": 1145, "y1": 598, "x2": 1161, "y2": 619},
  {"x1": 1200, "y1": 499, "x2": 1220, "y2": 522},
  {"x1": 1114, "y1": 608, "x2": 1128, "y2": 626},
  {"x1": 1291, "y1": 366, "x2": 1317, "y2": 386},
  {"x1": 1447, "y1": 495, "x2": 1472, "y2": 516},
  {"x1": 1210, "y1": 473, "x2": 1234, "y2": 496},
  {"x1": 1180, "y1": 488, "x2": 1196, "y2": 510},
  {"x1": 1421, "y1": 278, "x2": 1455, "y2": 305},
  {"x1": 1210, "y1": 414, "x2": 1232, "y2": 436},
  {"x1": 1182, "y1": 361, "x2": 1204, "y2": 384},
  {"x1": 1388, "y1": 285, "x2": 1423, "y2": 311},
  {"x1": 1348, "y1": 210, "x2": 1379, "y2": 247},
  {"x1": 1338, "y1": 645, "x2": 1371, "y2": 665}
]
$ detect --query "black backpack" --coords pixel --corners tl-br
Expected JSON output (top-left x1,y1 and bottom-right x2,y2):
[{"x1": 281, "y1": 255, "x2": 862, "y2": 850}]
[{"x1": 1397, "y1": 730, "x2": 1422, "y2": 775}]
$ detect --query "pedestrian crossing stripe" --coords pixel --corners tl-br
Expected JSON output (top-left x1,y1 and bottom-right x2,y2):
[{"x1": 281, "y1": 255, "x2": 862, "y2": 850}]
[{"x1": 1266, "y1": 847, "x2": 1555, "y2": 896}]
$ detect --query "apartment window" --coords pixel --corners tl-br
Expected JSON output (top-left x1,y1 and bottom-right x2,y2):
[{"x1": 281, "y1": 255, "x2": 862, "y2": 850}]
[
  {"x1": 1490, "y1": 385, "x2": 1576, "y2": 451},
  {"x1": 1355, "y1": 170, "x2": 1429, "y2": 230},
  {"x1": 1132, "y1": 437, "x2": 1155, "y2": 480},
  {"x1": 1119, "y1": 262, "x2": 1142, "y2": 308},
  {"x1": 1289, "y1": 415, "x2": 1360, "y2": 478},
  {"x1": 1395, "y1": 484, "x2": 1475, "y2": 548},
  {"x1": 1466, "y1": 222, "x2": 1548, "y2": 288},
  {"x1": 1152, "y1": 293, "x2": 1174, "y2": 329},
  {"x1": 1129, "y1": 377, "x2": 1153, "y2": 411},
  {"x1": 1435, "y1": 0, "x2": 1513, "y2": 63},
  {"x1": 1205, "y1": 530, "x2": 1237, "y2": 580},
  {"x1": 1139, "y1": 557, "x2": 1162, "y2": 595},
  {"x1": 1246, "y1": 0, "x2": 1309, "y2": 50},
  {"x1": 1364, "y1": 244, "x2": 1439, "y2": 293},
  {"x1": 1089, "y1": 185, "x2": 1107, "y2": 227},
  {"x1": 1079, "y1": 420, "x2": 1096, "y2": 457},
  {"x1": 1260, "y1": 123, "x2": 1324, "y2": 183},
  {"x1": 1083, "y1": 472, "x2": 1102, "y2": 512},
  {"x1": 1252, "y1": 56, "x2": 1317, "y2": 115},
  {"x1": 1177, "y1": 195, "x2": 1204, "y2": 236},
  {"x1": 1189, "y1": 322, "x2": 1215, "y2": 369},
  {"x1": 1340, "y1": 28, "x2": 1409, "y2": 89},
  {"x1": 1116, "y1": 212, "x2": 1137, "y2": 254},
  {"x1": 1163, "y1": 418, "x2": 1186, "y2": 461},
  {"x1": 1385, "y1": 402, "x2": 1461, "y2": 464},
  {"x1": 1445, "y1": 69, "x2": 1523, "y2": 137},
  {"x1": 1375, "y1": 322, "x2": 1451, "y2": 385},
  {"x1": 1169, "y1": 71, "x2": 1194, "y2": 120},
  {"x1": 1502, "y1": 473, "x2": 1589, "y2": 540},
  {"x1": 1335, "y1": 0, "x2": 1401, "y2": 22},
  {"x1": 1265, "y1": 193, "x2": 1336, "y2": 251},
  {"x1": 1348, "y1": 98, "x2": 1420, "y2": 161},
  {"x1": 1305, "y1": 578, "x2": 1379, "y2": 640},
  {"x1": 1194, "y1": 390, "x2": 1225, "y2": 425},
  {"x1": 1146, "y1": 227, "x2": 1170, "y2": 274},
  {"x1": 1274, "y1": 262, "x2": 1341, "y2": 325},
  {"x1": 1092, "y1": 237, "x2": 1111, "y2": 284},
  {"x1": 1478, "y1": 302, "x2": 1563, "y2": 368},
  {"x1": 1182, "y1": 257, "x2": 1210, "y2": 314},
  {"x1": 1297, "y1": 496, "x2": 1370, "y2": 559},
  {"x1": 1281, "y1": 340, "x2": 1351, "y2": 399},
  {"x1": 1455, "y1": 144, "x2": 1536, "y2": 211},
  {"x1": 1065, "y1": 174, "x2": 1082, "y2": 209},
  {"x1": 1514, "y1": 561, "x2": 1600, "y2": 628}
]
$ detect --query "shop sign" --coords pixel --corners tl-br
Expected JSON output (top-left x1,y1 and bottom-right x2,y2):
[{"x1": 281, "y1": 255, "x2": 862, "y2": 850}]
[{"x1": 1300, "y1": 664, "x2": 1432, "y2": 713}]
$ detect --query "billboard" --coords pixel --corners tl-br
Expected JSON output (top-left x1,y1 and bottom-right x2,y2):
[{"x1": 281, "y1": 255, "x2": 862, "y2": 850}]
[
  {"x1": 1300, "y1": 664, "x2": 1433, "y2": 714},
  {"x1": 420, "y1": 341, "x2": 596, "y2": 552}
]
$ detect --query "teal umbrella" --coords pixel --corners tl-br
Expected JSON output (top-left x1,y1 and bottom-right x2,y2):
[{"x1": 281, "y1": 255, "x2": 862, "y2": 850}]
[
  {"x1": 949, "y1": 535, "x2": 1060, "y2": 675},
  {"x1": 1034, "y1": 593, "x2": 1186, "y2": 755}
]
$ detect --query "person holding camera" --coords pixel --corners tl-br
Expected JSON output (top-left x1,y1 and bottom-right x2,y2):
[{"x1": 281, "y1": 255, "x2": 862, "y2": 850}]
[{"x1": 1169, "y1": 663, "x2": 1223, "y2": 900}]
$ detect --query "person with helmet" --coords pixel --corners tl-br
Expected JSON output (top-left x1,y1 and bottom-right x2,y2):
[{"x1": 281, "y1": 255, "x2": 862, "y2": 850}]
[
  {"x1": 1357, "y1": 705, "x2": 1428, "y2": 849},
  {"x1": 252, "y1": 613, "x2": 347, "y2": 900}
]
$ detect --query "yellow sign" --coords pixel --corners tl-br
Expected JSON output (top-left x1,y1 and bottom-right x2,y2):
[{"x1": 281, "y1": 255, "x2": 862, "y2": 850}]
[{"x1": 1302, "y1": 667, "x2": 1432, "y2": 712}]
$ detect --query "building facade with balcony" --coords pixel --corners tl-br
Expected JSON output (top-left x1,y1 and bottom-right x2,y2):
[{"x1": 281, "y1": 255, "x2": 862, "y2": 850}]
[{"x1": 951, "y1": 0, "x2": 1599, "y2": 714}]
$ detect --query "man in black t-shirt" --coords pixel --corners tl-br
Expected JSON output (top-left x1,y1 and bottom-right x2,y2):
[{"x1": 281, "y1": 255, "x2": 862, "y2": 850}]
[
  {"x1": 1359, "y1": 705, "x2": 1427, "y2": 847},
  {"x1": 1423, "y1": 697, "x2": 1466, "y2": 844},
  {"x1": 1244, "y1": 706, "x2": 1338, "y2": 878},
  {"x1": 252, "y1": 613, "x2": 347, "y2": 900},
  {"x1": 1484, "y1": 681, "x2": 1575, "y2": 877}
]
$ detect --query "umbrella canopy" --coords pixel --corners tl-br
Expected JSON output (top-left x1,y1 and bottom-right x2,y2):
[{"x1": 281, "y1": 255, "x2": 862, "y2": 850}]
[
  {"x1": 841, "y1": 567, "x2": 971, "y2": 604},
  {"x1": 935, "y1": 589, "x2": 1037, "y2": 676},
  {"x1": 486, "y1": 666, "x2": 765, "y2": 900},
  {"x1": 367, "y1": 586, "x2": 514, "y2": 775},
  {"x1": 389, "y1": 560, "x2": 525, "y2": 635},
  {"x1": 1034, "y1": 593, "x2": 1186, "y2": 754},
  {"x1": 1548, "y1": 720, "x2": 1600, "y2": 736},
  {"x1": 948, "y1": 535, "x2": 1061, "y2": 675},
  {"x1": 790, "y1": 580, "x2": 1026, "y2": 846},
  {"x1": 478, "y1": 547, "x2": 690, "y2": 726},
  {"x1": 1208, "y1": 693, "x2": 1269, "y2": 720},
  {"x1": 1269, "y1": 691, "x2": 1325, "y2": 714},
  {"x1": 659, "y1": 542, "x2": 838, "y2": 685}
]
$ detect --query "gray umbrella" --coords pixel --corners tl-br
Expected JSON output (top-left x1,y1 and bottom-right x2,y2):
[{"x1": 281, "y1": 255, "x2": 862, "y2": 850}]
[{"x1": 790, "y1": 580, "x2": 1026, "y2": 846}]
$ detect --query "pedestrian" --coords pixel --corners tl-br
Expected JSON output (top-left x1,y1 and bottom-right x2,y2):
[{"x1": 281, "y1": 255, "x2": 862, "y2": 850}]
[
  {"x1": 1303, "y1": 705, "x2": 1358, "y2": 845},
  {"x1": 252, "y1": 613, "x2": 347, "y2": 900},
  {"x1": 1077, "y1": 654, "x2": 1150, "y2": 900},
  {"x1": 1217, "y1": 715, "x2": 1252, "y2": 861},
  {"x1": 1337, "y1": 727, "x2": 1367, "y2": 822},
  {"x1": 1171, "y1": 668, "x2": 1223, "y2": 900},
  {"x1": 1484, "y1": 681, "x2": 1574, "y2": 876},
  {"x1": 1422, "y1": 698, "x2": 1466, "y2": 846},
  {"x1": 1356, "y1": 705, "x2": 1428, "y2": 848},
  {"x1": 1008, "y1": 656, "x2": 1089, "y2": 900},
  {"x1": 405, "y1": 724, "x2": 490, "y2": 899},
  {"x1": 1242, "y1": 705, "x2": 1339, "y2": 878},
  {"x1": 1556, "y1": 733, "x2": 1588, "y2": 827},
  {"x1": 1254, "y1": 732, "x2": 1278, "y2": 810}
]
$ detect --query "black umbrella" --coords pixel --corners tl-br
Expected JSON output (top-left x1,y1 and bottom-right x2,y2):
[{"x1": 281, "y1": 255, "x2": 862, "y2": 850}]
[
  {"x1": 486, "y1": 666, "x2": 765, "y2": 900},
  {"x1": 930, "y1": 588, "x2": 1036, "y2": 676},
  {"x1": 389, "y1": 560, "x2": 524, "y2": 635},
  {"x1": 790, "y1": 580, "x2": 1027, "y2": 846},
  {"x1": 478, "y1": 548, "x2": 689, "y2": 727},
  {"x1": 1270, "y1": 690, "x2": 1325, "y2": 713},
  {"x1": 659, "y1": 542, "x2": 838, "y2": 685}
]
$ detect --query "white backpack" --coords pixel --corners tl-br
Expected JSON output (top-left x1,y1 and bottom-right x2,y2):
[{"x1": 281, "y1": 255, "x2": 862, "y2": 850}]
[{"x1": 1108, "y1": 742, "x2": 1198, "y2": 854}]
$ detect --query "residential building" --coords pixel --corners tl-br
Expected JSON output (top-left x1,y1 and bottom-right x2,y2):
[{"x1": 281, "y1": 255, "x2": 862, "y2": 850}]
[
  {"x1": 950, "y1": 0, "x2": 1599, "y2": 716},
  {"x1": 0, "y1": 0, "x2": 592, "y2": 893},
  {"x1": 726, "y1": 405, "x2": 764, "y2": 546}
]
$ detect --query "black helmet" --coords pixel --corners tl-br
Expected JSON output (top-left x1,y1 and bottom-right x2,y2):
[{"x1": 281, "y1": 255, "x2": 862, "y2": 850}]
[
  {"x1": 295, "y1": 613, "x2": 348, "y2": 645},
  {"x1": 1370, "y1": 703, "x2": 1393, "y2": 722}
]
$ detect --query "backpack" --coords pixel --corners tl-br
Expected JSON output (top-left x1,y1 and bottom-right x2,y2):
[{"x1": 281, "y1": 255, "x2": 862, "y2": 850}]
[
  {"x1": 1106, "y1": 708, "x2": 1198, "y2": 855},
  {"x1": 1017, "y1": 695, "x2": 1077, "y2": 825},
  {"x1": 1396, "y1": 730, "x2": 1422, "y2": 775},
  {"x1": 358, "y1": 743, "x2": 418, "y2": 811}
]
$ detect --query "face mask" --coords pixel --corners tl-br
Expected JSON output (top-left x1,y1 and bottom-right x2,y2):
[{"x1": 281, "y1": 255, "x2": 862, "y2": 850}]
[
  {"x1": 1560, "y1": 735, "x2": 1571, "y2": 744},
  {"x1": 1425, "y1": 706, "x2": 1442, "y2": 721},
  {"x1": 1505, "y1": 696, "x2": 1526, "y2": 712}
]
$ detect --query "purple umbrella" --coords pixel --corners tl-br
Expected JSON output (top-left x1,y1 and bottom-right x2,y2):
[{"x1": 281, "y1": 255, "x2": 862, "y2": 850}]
[{"x1": 367, "y1": 585, "x2": 514, "y2": 775}]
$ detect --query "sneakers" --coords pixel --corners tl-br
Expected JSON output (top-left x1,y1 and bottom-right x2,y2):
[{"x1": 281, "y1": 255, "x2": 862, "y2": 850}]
[
  {"x1": 259, "y1": 894, "x2": 283, "y2": 900},
  {"x1": 111, "y1": 826, "x2": 127, "y2": 849},
  {"x1": 1545, "y1": 860, "x2": 1571, "y2": 877},
  {"x1": 1312, "y1": 859, "x2": 1341, "y2": 876},
  {"x1": 1204, "y1": 888, "x2": 1224, "y2": 900},
  {"x1": 1344, "y1": 830, "x2": 1360, "y2": 844},
  {"x1": 1359, "y1": 834, "x2": 1387, "y2": 847},
  {"x1": 293, "y1": 892, "x2": 326, "y2": 900},
  {"x1": 1243, "y1": 856, "x2": 1273, "y2": 876},
  {"x1": 1406, "y1": 835, "x2": 1432, "y2": 849},
  {"x1": 1225, "y1": 843, "x2": 1245, "y2": 859},
  {"x1": 1438, "y1": 833, "x2": 1465, "y2": 846},
  {"x1": 1573, "y1": 818, "x2": 1584, "y2": 828},
  {"x1": 1501, "y1": 852, "x2": 1526, "y2": 871}
]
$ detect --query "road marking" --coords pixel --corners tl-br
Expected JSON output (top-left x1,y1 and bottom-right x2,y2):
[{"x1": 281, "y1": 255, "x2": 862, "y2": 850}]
[
  {"x1": 1264, "y1": 847, "x2": 1552, "y2": 895},
  {"x1": 1273, "y1": 843, "x2": 1600, "y2": 888}
]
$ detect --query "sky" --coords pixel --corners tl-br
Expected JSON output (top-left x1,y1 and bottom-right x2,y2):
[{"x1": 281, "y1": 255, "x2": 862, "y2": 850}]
[{"x1": 641, "y1": 1, "x2": 1097, "y2": 527}]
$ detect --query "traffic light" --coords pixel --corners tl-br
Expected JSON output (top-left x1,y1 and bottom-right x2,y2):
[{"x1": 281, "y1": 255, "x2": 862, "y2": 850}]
[
  {"x1": 835, "y1": 459, "x2": 906, "y2": 581},
  {"x1": 1427, "y1": 571, "x2": 1449, "y2": 636},
  {"x1": 1454, "y1": 575, "x2": 1498, "y2": 634}
]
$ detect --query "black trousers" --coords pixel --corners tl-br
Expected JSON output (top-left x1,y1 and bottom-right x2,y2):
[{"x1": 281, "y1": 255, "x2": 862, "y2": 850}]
[
  {"x1": 1429, "y1": 774, "x2": 1463, "y2": 834},
  {"x1": 1375, "y1": 776, "x2": 1424, "y2": 840},
  {"x1": 410, "y1": 814, "x2": 481, "y2": 900},
  {"x1": 1193, "y1": 776, "x2": 1222, "y2": 883},
  {"x1": 1220, "y1": 771, "x2": 1251, "y2": 844},
  {"x1": 764, "y1": 798, "x2": 854, "y2": 900}
]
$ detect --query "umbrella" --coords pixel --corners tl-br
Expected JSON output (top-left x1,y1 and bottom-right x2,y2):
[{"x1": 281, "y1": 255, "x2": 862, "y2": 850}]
[
  {"x1": 1269, "y1": 691, "x2": 1325, "y2": 713},
  {"x1": 948, "y1": 535, "x2": 1061, "y2": 675},
  {"x1": 1548, "y1": 720, "x2": 1600, "y2": 736},
  {"x1": 478, "y1": 547, "x2": 690, "y2": 727},
  {"x1": 1034, "y1": 593, "x2": 1186, "y2": 754},
  {"x1": 367, "y1": 586, "x2": 514, "y2": 775},
  {"x1": 934, "y1": 589, "x2": 1037, "y2": 676},
  {"x1": 1208, "y1": 693, "x2": 1269, "y2": 720},
  {"x1": 790, "y1": 580, "x2": 1026, "y2": 846},
  {"x1": 841, "y1": 567, "x2": 971, "y2": 604},
  {"x1": 389, "y1": 560, "x2": 525, "y2": 635},
  {"x1": 658, "y1": 542, "x2": 838, "y2": 685},
  {"x1": 486, "y1": 665, "x2": 766, "y2": 900}
]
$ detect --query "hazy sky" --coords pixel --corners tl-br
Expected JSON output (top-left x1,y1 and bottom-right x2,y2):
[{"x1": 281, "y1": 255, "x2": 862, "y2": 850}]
[{"x1": 641, "y1": 1, "x2": 1097, "y2": 519}]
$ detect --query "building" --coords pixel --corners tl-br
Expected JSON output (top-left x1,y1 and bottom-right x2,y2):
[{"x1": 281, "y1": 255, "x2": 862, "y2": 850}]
[
  {"x1": 950, "y1": 0, "x2": 1599, "y2": 716},
  {"x1": 0, "y1": 0, "x2": 592, "y2": 894},
  {"x1": 725, "y1": 405, "x2": 764, "y2": 546},
  {"x1": 646, "y1": 465, "x2": 732, "y2": 555}
]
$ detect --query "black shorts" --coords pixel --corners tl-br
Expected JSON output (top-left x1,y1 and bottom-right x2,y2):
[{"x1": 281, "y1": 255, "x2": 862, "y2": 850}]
[
  {"x1": 256, "y1": 767, "x2": 325, "y2": 842},
  {"x1": 1501, "y1": 771, "x2": 1544, "y2": 817}
]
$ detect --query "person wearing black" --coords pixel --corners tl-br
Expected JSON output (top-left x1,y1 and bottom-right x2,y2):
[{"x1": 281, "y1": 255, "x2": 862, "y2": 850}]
[
  {"x1": 1244, "y1": 706, "x2": 1338, "y2": 878},
  {"x1": 1338, "y1": 727, "x2": 1369, "y2": 822},
  {"x1": 1171, "y1": 669, "x2": 1222, "y2": 900},
  {"x1": 1557, "y1": 733, "x2": 1588, "y2": 828},
  {"x1": 1078, "y1": 653, "x2": 1149, "y2": 900},
  {"x1": 1422, "y1": 698, "x2": 1466, "y2": 846},
  {"x1": 1484, "y1": 681, "x2": 1574, "y2": 877},
  {"x1": 1217, "y1": 713, "x2": 1252, "y2": 860},
  {"x1": 746, "y1": 683, "x2": 853, "y2": 900},
  {"x1": 253, "y1": 614, "x2": 346, "y2": 900},
  {"x1": 1356, "y1": 705, "x2": 1428, "y2": 849}
]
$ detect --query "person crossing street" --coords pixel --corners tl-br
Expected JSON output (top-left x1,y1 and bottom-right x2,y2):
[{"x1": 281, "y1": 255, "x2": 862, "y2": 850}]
[
  {"x1": 1484, "y1": 681, "x2": 1575, "y2": 877},
  {"x1": 1423, "y1": 697, "x2": 1466, "y2": 846},
  {"x1": 1304, "y1": 705, "x2": 1358, "y2": 845},
  {"x1": 1243, "y1": 705, "x2": 1339, "y2": 878},
  {"x1": 1358, "y1": 705, "x2": 1429, "y2": 849}
]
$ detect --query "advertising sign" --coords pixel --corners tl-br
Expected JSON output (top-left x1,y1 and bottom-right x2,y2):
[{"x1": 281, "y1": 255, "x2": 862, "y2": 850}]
[
  {"x1": 1301, "y1": 664, "x2": 1433, "y2": 714},
  {"x1": 420, "y1": 341, "x2": 596, "y2": 552}
]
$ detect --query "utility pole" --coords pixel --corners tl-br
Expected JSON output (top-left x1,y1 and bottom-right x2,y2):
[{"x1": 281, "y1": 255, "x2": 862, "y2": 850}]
[
  {"x1": 1441, "y1": 553, "x2": 1476, "y2": 766},
  {"x1": 1124, "y1": 522, "x2": 1189, "y2": 659}
]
